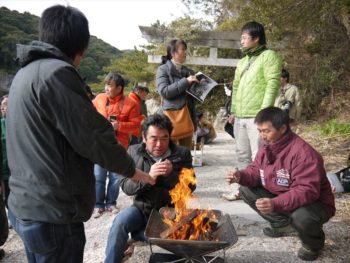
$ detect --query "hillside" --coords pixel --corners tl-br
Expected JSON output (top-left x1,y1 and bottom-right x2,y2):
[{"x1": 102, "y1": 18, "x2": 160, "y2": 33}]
[{"x1": 0, "y1": 6, "x2": 122, "y2": 85}]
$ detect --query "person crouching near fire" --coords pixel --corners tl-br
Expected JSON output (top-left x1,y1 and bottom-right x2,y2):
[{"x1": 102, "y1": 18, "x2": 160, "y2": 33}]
[
  {"x1": 104, "y1": 114, "x2": 195, "y2": 263},
  {"x1": 226, "y1": 107, "x2": 335, "y2": 261}
]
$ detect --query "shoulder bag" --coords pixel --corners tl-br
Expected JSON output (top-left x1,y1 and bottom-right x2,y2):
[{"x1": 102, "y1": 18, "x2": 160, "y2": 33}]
[{"x1": 163, "y1": 105, "x2": 194, "y2": 140}]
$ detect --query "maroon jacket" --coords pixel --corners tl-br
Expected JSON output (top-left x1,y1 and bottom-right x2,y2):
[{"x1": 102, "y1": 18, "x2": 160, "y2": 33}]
[{"x1": 239, "y1": 130, "x2": 335, "y2": 218}]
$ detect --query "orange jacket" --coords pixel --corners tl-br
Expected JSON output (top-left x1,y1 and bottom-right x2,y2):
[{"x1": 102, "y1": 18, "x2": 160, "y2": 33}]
[
  {"x1": 93, "y1": 93, "x2": 142, "y2": 149},
  {"x1": 128, "y1": 92, "x2": 142, "y2": 114}
]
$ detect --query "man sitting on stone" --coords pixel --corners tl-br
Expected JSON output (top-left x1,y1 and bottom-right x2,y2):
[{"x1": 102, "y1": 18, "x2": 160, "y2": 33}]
[
  {"x1": 226, "y1": 107, "x2": 335, "y2": 261},
  {"x1": 104, "y1": 114, "x2": 195, "y2": 263}
]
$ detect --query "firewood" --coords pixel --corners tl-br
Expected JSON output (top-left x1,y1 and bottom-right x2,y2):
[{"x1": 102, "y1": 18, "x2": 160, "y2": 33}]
[
  {"x1": 208, "y1": 217, "x2": 219, "y2": 230},
  {"x1": 160, "y1": 209, "x2": 199, "y2": 239}
]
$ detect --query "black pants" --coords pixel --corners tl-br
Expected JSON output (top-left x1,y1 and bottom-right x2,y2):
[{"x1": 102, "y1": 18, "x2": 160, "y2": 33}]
[
  {"x1": 0, "y1": 193, "x2": 8, "y2": 246},
  {"x1": 3, "y1": 180, "x2": 10, "y2": 208},
  {"x1": 239, "y1": 186, "x2": 330, "y2": 250}
]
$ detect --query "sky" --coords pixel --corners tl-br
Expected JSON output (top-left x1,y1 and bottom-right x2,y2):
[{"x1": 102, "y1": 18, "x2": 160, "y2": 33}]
[{"x1": 0, "y1": 0, "x2": 188, "y2": 50}]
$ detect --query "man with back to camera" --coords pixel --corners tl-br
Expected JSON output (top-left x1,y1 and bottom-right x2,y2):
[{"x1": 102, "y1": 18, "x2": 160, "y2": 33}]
[
  {"x1": 226, "y1": 107, "x2": 335, "y2": 261},
  {"x1": 6, "y1": 5, "x2": 156, "y2": 263}
]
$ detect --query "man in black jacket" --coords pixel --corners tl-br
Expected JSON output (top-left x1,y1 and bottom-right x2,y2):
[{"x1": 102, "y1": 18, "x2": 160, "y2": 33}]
[
  {"x1": 104, "y1": 114, "x2": 195, "y2": 263},
  {"x1": 6, "y1": 5, "x2": 155, "y2": 263}
]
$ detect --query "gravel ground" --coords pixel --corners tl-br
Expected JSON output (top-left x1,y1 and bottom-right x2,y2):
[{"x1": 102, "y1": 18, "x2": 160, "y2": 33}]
[{"x1": 2, "y1": 132, "x2": 349, "y2": 263}]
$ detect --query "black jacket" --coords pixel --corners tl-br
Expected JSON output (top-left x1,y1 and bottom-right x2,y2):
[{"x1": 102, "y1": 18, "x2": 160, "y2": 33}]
[
  {"x1": 121, "y1": 141, "x2": 195, "y2": 220},
  {"x1": 7, "y1": 41, "x2": 135, "y2": 224}
]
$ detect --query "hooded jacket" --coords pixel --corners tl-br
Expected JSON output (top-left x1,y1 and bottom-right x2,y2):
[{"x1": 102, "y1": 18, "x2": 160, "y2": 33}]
[
  {"x1": 239, "y1": 130, "x2": 335, "y2": 218},
  {"x1": 7, "y1": 41, "x2": 136, "y2": 224}
]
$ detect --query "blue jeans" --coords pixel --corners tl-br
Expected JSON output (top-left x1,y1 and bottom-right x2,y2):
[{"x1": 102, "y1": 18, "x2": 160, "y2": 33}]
[
  {"x1": 94, "y1": 164, "x2": 122, "y2": 209},
  {"x1": 105, "y1": 206, "x2": 147, "y2": 263},
  {"x1": 8, "y1": 209, "x2": 85, "y2": 263}
]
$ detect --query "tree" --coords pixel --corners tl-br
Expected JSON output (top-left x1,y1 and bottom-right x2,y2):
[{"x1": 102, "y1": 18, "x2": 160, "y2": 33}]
[
  {"x1": 183, "y1": 0, "x2": 350, "y2": 118},
  {"x1": 79, "y1": 36, "x2": 122, "y2": 83},
  {"x1": 0, "y1": 7, "x2": 123, "y2": 87},
  {"x1": 102, "y1": 49, "x2": 156, "y2": 93}
]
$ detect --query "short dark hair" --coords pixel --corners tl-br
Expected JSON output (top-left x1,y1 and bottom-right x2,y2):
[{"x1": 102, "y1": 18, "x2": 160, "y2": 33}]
[
  {"x1": 104, "y1": 72, "x2": 125, "y2": 88},
  {"x1": 241, "y1": 21, "x2": 266, "y2": 45},
  {"x1": 255, "y1": 107, "x2": 290, "y2": 130},
  {"x1": 161, "y1": 39, "x2": 187, "y2": 64},
  {"x1": 142, "y1": 114, "x2": 173, "y2": 137},
  {"x1": 39, "y1": 5, "x2": 90, "y2": 59},
  {"x1": 281, "y1": 69, "x2": 290, "y2": 82},
  {"x1": 134, "y1": 84, "x2": 149, "y2": 93}
]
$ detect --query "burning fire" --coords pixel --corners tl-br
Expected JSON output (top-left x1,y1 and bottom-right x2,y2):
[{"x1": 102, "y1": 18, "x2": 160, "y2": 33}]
[{"x1": 162, "y1": 168, "x2": 218, "y2": 241}]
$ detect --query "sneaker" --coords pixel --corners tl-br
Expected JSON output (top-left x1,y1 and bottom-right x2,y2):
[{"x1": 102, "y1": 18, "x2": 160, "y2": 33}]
[
  {"x1": 297, "y1": 245, "x2": 319, "y2": 261},
  {"x1": 93, "y1": 208, "x2": 105, "y2": 219},
  {"x1": 263, "y1": 225, "x2": 297, "y2": 238},
  {"x1": 107, "y1": 205, "x2": 119, "y2": 214},
  {"x1": 221, "y1": 192, "x2": 241, "y2": 201},
  {"x1": 121, "y1": 244, "x2": 135, "y2": 262}
]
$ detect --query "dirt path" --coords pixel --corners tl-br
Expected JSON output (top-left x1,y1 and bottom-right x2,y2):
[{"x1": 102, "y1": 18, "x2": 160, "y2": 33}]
[{"x1": 2, "y1": 132, "x2": 350, "y2": 262}]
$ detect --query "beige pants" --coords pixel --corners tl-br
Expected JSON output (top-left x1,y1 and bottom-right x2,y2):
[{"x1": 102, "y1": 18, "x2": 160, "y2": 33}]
[{"x1": 233, "y1": 118, "x2": 261, "y2": 169}]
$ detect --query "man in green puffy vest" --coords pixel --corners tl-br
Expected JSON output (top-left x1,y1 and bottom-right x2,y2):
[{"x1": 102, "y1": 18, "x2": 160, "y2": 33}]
[{"x1": 224, "y1": 21, "x2": 282, "y2": 201}]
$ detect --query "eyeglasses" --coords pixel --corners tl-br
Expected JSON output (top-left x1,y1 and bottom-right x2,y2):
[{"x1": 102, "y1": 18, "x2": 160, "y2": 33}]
[{"x1": 148, "y1": 137, "x2": 169, "y2": 143}]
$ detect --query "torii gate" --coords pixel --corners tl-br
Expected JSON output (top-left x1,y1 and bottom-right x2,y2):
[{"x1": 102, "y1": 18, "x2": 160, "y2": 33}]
[{"x1": 139, "y1": 26, "x2": 241, "y2": 67}]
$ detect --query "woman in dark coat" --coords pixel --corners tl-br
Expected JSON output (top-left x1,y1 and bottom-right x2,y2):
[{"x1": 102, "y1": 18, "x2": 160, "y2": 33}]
[{"x1": 156, "y1": 39, "x2": 199, "y2": 149}]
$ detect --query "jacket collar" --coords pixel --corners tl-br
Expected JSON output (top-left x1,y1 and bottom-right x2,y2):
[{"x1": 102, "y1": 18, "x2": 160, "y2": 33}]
[
  {"x1": 166, "y1": 60, "x2": 182, "y2": 77},
  {"x1": 108, "y1": 93, "x2": 124, "y2": 104},
  {"x1": 17, "y1": 41, "x2": 73, "y2": 68},
  {"x1": 263, "y1": 129, "x2": 294, "y2": 164}
]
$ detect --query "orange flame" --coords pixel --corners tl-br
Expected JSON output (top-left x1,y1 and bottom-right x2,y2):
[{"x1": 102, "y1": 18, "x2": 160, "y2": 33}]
[{"x1": 163, "y1": 168, "x2": 217, "y2": 240}]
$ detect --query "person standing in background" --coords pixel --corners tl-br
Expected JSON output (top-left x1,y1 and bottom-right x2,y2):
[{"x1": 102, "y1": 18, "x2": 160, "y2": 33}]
[
  {"x1": 156, "y1": 39, "x2": 199, "y2": 149},
  {"x1": 0, "y1": 113, "x2": 7, "y2": 260},
  {"x1": 0, "y1": 96, "x2": 10, "y2": 208},
  {"x1": 129, "y1": 83, "x2": 149, "y2": 145},
  {"x1": 92, "y1": 72, "x2": 143, "y2": 218},
  {"x1": 223, "y1": 21, "x2": 282, "y2": 201},
  {"x1": 274, "y1": 69, "x2": 301, "y2": 123}
]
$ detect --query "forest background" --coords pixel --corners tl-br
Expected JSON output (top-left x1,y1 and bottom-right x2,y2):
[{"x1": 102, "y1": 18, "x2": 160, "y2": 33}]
[{"x1": 1, "y1": 0, "x2": 350, "y2": 139}]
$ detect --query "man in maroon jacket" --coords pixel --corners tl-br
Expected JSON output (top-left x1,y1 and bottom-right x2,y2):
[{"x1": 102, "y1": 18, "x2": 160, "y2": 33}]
[{"x1": 226, "y1": 107, "x2": 335, "y2": 261}]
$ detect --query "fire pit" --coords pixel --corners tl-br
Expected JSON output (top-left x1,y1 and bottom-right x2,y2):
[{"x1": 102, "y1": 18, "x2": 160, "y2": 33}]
[{"x1": 145, "y1": 208, "x2": 238, "y2": 262}]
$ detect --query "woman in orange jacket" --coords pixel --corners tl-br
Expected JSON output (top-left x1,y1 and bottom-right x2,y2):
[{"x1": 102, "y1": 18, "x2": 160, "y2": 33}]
[{"x1": 92, "y1": 72, "x2": 142, "y2": 218}]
